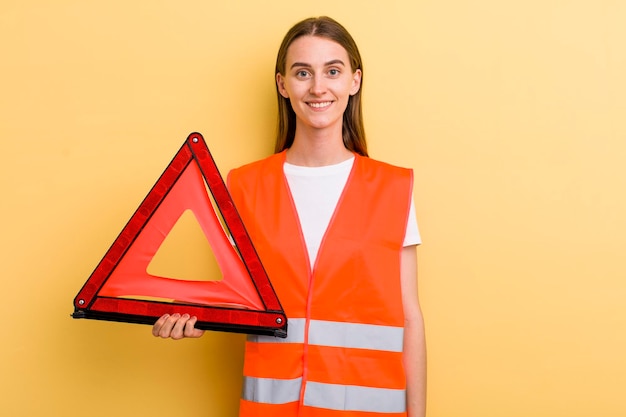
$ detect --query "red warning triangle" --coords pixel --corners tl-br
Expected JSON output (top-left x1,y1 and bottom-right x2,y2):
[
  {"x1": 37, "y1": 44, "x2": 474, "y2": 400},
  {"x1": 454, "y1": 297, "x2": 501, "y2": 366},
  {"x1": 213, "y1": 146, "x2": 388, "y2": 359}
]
[{"x1": 72, "y1": 132, "x2": 287, "y2": 337}]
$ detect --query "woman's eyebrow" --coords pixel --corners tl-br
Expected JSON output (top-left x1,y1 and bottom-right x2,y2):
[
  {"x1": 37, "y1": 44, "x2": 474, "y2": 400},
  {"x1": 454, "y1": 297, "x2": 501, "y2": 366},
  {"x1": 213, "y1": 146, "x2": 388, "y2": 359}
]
[{"x1": 290, "y1": 59, "x2": 346, "y2": 70}]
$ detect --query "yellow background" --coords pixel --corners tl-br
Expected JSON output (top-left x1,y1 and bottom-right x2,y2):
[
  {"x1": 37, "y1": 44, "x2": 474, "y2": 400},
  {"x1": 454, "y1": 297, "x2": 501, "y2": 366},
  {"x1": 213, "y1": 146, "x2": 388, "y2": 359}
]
[{"x1": 1, "y1": 1, "x2": 625, "y2": 416}]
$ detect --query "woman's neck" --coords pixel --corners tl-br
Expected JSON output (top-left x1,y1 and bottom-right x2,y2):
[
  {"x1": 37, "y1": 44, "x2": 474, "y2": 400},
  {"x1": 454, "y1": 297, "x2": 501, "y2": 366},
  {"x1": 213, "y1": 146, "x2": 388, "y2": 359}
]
[{"x1": 286, "y1": 127, "x2": 353, "y2": 167}]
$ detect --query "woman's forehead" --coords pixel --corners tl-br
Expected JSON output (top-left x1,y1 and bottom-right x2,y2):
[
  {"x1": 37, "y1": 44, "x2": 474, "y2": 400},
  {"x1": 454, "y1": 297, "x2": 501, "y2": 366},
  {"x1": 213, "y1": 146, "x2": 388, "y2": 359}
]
[{"x1": 285, "y1": 36, "x2": 350, "y2": 67}]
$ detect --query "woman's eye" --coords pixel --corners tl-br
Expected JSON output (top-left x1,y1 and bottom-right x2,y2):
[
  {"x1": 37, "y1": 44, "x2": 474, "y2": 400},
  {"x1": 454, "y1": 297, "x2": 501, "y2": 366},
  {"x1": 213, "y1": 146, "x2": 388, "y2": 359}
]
[
  {"x1": 296, "y1": 70, "x2": 309, "y2": 78},
  {"x1": 328, "y1": 69, "x2": 340, "y2": 76}
]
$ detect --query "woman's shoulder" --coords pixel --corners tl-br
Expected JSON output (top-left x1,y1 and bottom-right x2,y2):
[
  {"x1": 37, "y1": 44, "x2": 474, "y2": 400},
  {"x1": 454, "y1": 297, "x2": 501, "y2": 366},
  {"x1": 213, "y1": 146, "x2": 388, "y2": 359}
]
[
  {"x1": 231, "y1": 152, "x2": 285, "y2": 174},
  {"x1": 228, "y1": 152, "x2": 286, "y2": 188},
  {"x1": 357, "y1": 154, "x2": 412, "y2": 175}
]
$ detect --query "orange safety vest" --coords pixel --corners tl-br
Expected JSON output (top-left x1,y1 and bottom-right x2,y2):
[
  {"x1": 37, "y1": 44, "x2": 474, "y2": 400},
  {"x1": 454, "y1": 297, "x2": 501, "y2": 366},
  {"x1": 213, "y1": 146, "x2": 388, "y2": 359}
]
[{"x1": 228, "y1": 151, "x2": 413, "y2": 417}]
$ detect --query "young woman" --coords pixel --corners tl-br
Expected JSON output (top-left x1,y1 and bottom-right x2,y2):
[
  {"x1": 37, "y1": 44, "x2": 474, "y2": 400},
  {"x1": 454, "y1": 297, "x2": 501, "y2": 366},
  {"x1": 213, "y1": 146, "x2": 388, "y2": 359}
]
[{"x1": 153, "y1": 16, "x2": 426, "y2": 417}]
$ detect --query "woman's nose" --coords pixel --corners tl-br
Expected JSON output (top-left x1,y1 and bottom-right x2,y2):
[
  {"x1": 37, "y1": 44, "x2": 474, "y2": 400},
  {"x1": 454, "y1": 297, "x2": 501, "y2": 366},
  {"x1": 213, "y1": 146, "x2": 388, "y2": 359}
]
[{"x1": 309, "y1": 74, "x2": 327, "y2": 95}]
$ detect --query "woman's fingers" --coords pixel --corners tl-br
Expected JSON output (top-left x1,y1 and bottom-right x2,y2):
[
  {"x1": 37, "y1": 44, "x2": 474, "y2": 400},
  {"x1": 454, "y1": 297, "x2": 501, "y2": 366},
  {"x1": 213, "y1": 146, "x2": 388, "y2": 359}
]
[
  {"x1": 152, "y1": 313, "x2": 172, "y2": 337},
  {"x1": 151, "y1": 313, "x2": 204, "y2": 339},
  {"x1": 184, "y1": 316, "x2": 205, "y2": 338}
]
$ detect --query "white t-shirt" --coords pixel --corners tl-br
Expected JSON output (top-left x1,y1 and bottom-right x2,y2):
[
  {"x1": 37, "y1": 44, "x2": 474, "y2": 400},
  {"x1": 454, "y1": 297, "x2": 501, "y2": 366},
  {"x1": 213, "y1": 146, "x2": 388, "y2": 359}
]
[{"x1": 284, "y1": 157, "x2": 421, "y2": 267}]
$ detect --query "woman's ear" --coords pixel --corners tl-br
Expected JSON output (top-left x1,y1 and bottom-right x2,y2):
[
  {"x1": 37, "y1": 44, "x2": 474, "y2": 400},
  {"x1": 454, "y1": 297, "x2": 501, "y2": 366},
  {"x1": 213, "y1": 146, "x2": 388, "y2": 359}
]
[
  {"x1": 350, "y1": 69, "x2": 362, "y2": 96},
  {"x1": 276, "y1": 72, "x2": 289, "y2": 98}
]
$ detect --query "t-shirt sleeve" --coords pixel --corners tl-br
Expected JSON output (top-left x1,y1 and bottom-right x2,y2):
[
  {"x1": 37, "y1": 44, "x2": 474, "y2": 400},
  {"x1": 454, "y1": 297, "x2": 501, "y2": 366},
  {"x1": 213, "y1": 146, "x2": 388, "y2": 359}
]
[{"x1": 403, "y1": 199, "x2": 421, "y2": 246}]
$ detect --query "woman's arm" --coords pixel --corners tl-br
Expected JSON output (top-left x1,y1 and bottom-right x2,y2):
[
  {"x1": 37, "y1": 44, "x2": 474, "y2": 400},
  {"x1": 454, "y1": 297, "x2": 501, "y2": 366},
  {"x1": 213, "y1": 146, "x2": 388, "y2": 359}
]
[{"x1": 401, "y1": 245, "x2": 427, "y2": 417}]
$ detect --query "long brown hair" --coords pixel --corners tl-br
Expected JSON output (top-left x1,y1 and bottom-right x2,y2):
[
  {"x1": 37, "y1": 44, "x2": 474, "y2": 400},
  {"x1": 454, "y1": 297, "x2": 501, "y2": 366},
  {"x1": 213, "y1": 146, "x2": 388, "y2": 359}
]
[{"x1": 274, "y1": 16, "x2": 368, "y2": 156}]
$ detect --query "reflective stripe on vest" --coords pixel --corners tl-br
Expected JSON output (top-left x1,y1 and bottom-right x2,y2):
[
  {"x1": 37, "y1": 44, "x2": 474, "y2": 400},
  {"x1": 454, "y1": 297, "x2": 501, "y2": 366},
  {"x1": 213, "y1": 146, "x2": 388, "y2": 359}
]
[
  {"x1": 242, "y1": 377, "x2": 406, "y2": 413},
  {"x1": 305, "y1": 381, "x2": 406, "y2": 413},
  {"x1": 248, "y1": 318, "x2": 404, "y2": 352},
  {"x1": 242, "y1": 376, "x2": 302, "y2": 404}
]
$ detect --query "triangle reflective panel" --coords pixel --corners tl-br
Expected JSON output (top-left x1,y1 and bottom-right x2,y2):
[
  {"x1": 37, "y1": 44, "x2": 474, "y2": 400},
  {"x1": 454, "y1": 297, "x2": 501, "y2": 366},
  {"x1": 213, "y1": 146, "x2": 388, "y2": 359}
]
[{"x1": 72, "y1": 132, "x2": 287, "y2": 338}]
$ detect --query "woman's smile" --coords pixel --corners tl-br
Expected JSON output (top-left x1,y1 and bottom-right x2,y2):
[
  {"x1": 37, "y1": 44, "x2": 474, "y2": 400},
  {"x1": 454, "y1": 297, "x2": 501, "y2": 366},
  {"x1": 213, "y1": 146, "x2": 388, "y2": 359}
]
[{"x1": 307, "y1": 101, "x2": 333, "y2": 109}]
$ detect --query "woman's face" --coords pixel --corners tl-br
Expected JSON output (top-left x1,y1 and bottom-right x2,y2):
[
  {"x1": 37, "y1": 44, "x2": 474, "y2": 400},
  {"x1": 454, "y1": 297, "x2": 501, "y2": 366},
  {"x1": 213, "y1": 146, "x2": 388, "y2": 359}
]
[{"x1": 276, "y1": 36, "x2": 361, "y2": 135}]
